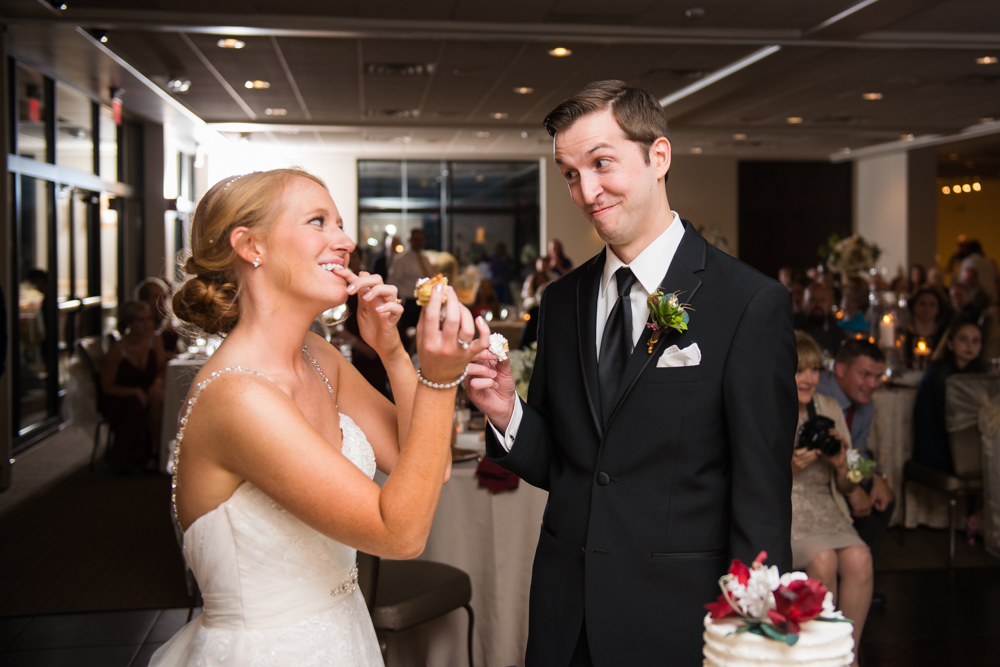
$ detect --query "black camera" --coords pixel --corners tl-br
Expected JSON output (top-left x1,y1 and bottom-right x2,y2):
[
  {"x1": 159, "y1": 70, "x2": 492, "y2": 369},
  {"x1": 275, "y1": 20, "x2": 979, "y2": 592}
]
[{"x1": 797, "y1": 413, "x2": 841, "y2": 457}]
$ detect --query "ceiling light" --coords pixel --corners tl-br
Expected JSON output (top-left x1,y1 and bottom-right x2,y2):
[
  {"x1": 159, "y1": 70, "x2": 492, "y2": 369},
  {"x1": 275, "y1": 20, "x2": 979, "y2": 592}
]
[
  {"x1": 862, "y1": 92, "x2": 883, "y2": 100},
  {"x1": 513, "y1": 86, "x2": 534, "y2": 94},
  {"x1": 59, "y1": 3, "x2": 67, "y2": 9},
  {"x1": 787, "y1": 116, "x2": 803, "y2": 124},
  {"x1": 973, "y1": 182, "x2": 982, "y2": 191},
  {"x1": 166, "y1": 78, "x2": 191, "y2": 93},
  {"x1": 264, "y1": 108, "x2": 287, "y2": 116},
  {"x1": 476, "y1": 131, "x2": 490, "y2": 138},
  {"x1": 842, "y1": 148, "x2": 852, "y2": 154},
  {"x1": 976, "y1": 56, "x2": 998, "y2": 65},
  {"x1": 245, "y1": 80, "x2": 270, "y2": 89},
  {"x1": 981, "y1": 118, "x2": 996, "y2": 125},
  {"x1": 218, "y1": 38, "x2": 246, "y2": 49},
  {"x1": 659, "y1": 45, "x2": 781, "y2": 108},
  {"x1": 685, "y1": 7, "x2": 705, "y2": 18},
  {"x1": 521, "y1": 131, "x2": 529, "y2": 139},
  {"x1": 963, "y1": 184, "x2": 971, "y2": 193},
  {"x1": 942, "y1": 186, "x2": 951, "y2": 194},
  {"x1": 548, "y1": 47, "x2": 572, "y2": 57},
  {"x1": 733, "y1": 133, "x2": 747, "y2": 141},
  {"x1": 690, "y1": 147, "x2": 703, "y2": 154},
  {"x1": 492, "y1": 112, "x2": 508, "y2": 120},
  {"x1": 900, "y1": 134, "x2": 914, "y2": 141},
  {"x1": 954, "y1": 183, "x2": 962, "y2": 191}
]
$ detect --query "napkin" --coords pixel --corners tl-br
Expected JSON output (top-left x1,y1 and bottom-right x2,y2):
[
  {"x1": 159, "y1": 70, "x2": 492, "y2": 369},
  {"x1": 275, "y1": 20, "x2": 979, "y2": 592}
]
[
  {"x1": 476, "y1": 458, "x2": 520, "y2": 493},
  {"x1": 657, "y1": 342, "x2": 702, "y2": 368}
]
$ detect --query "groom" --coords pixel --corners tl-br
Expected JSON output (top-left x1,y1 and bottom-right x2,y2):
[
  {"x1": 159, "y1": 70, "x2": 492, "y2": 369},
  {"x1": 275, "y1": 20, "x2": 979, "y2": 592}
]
[{"x1": 465, "y1": 80, "x2": 798, "y2": 666}]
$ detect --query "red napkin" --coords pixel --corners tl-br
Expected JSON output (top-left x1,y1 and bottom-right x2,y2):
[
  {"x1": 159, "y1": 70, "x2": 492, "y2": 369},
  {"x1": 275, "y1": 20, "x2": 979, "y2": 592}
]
[{"x1": 475, "y1": 458, "x2": 520, "y2": 493}]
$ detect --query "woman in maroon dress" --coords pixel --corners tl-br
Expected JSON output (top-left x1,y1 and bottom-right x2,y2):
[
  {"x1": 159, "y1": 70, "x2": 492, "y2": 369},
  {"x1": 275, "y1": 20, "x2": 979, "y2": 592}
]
[{"x1": 101, "y1": 300, "x2": 167, "y2": 472}]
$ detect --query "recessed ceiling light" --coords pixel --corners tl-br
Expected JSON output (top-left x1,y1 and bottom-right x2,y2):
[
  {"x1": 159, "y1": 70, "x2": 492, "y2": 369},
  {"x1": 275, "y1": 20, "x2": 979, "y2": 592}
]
[
  {"x1": 685, "y1": 7, "x2": 705, "y2": 18},
  {"x1": 264, "y1": 108, "x2": 287, "y2": 116},
  {"x1": 942, "y1": 186, "x2": 951, "y2": 194},
  {"x1": 862, "y1": 92, "x2": 883, "y2": 100},
  {"x1": 476, "y1": 131, "x2": 490, "y2": 138},
  {"x1": 218, "y1": 38, "x2": 246, "y2": 49},
  {"x1": 59, "y1": 3, "x2": 67, "y2": 9},
  {"x1": 981, "y1": 117, "x2": 996, "y2": 124},
  {"x1": 245, "y1": 80, "x2": 270, "y2": 89},
  {"x1": 973, "y1": 182, "x2": 982, "y2": 191},
  {"x1": 492, "y1": 112, "x2": 508, "y2": 120},
  {"x1": 521, "y1": 131, "x2": 529, "y2": 139},
  {"x1": 733, "y1": 133, "x2": 747, "y2": 141},
  {"x1": 786, "y1": 116, "x2": 803, "y2": 124},
  {"x1": 976, "y1": 56, "x2": 998, "y2": 65},
  {"x1": 690, "y1": 147, "x2": 703, "y2": 154},
  {"x1": 842, "y1": 147, "x2": 852, "y2": 154},
  {"x1": 900, "y1": 134, "x2": 914, "y2": 141},
  {"x1": 963, "y1": 184, "x2": 971, "y2": 192},
  {"x1": 513, "y1": 86, "x2": 534, "y2": 94},
  {"x1": 166, "y1": 78, "x2": 191, "y2": 93},
  {"x1": 548, "y1": 47, "x2": 572, "y2": 57}
]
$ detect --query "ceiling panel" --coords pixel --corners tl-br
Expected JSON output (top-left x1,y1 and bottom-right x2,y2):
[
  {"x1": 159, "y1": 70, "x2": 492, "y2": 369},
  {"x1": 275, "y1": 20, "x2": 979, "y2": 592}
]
[{"x1": 883, "y1": 0, "x2": 1000, "y2": 33}]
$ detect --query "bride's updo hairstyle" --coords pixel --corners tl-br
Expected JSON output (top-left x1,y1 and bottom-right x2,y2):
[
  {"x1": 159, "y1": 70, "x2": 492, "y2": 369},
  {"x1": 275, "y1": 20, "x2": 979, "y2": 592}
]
[{"x1": 172, "y1": 168, "x2": 328, "y2": 335}]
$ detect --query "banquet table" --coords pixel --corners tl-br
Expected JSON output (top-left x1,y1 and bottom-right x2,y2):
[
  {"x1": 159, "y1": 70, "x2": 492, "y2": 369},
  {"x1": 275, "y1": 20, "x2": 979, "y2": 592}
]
[
  {"x1": 160, "y1": 358, "x2": 207, "y2": 472},
  {"x1": 380, "y1": 455, "x2": 547, "y2": 667},
  {"x1": 868, "y1": 385, "x2": 949, "y2": 529}
]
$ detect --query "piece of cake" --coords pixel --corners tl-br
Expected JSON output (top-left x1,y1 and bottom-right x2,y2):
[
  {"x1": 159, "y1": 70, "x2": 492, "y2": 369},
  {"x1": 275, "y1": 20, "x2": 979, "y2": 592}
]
[
  {"x1": 414, "y1": 274, "x2": 448, "y2": 307},
  {"x1": 702, "y1": 552, "x2": 854, "y2": 667},
  {"x1": 489, "y1": 333, "x2": 509, "y2": 361}
]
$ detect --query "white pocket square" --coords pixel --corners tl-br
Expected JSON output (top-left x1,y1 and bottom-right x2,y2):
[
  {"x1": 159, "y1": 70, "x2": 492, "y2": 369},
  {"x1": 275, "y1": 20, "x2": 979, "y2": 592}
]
[{"x1": 656, "y1": 342, "x2": 702, "y2": 368}]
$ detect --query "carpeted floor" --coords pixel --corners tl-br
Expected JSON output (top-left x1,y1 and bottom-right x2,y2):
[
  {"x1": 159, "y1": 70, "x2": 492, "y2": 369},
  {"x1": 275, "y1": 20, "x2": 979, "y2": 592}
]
[{"x1": 0, "y1": 428, "x2": 192, "y2": 617}]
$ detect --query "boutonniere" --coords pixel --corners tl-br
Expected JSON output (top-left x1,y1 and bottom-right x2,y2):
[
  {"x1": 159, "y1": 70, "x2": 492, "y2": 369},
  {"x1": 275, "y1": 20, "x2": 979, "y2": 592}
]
[
  {"x1": 645, "y1": 289, "x2": 692, "y2": 354},
  {"x1": 845, "y1": 448, "x2": 878, "y2": 484}
]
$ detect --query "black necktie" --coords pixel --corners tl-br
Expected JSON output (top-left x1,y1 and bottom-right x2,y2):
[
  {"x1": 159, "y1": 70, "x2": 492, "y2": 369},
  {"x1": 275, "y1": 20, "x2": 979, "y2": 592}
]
[{"x1": 599, "y1": 267, "x2": 638, "y2": 425}]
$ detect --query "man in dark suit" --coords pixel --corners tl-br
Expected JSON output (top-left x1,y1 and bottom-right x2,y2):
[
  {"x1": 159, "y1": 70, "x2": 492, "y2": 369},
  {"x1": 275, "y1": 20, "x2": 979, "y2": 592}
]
[{"x1": 465, "y1": 80, "x2": 797, "y2": 666}]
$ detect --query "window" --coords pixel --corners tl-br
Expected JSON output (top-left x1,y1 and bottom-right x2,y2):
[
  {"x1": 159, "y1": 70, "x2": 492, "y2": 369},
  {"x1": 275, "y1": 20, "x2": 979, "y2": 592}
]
[
  {"x1": 14, "y1": 63, "x2": 49, "y2": 161},
  {"x1": 55, "y1": 82, "x2": 94, "y2": 173}
]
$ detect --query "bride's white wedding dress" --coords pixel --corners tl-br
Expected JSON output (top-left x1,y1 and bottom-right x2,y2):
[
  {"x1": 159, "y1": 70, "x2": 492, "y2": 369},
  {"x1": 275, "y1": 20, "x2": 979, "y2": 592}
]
[{"x1": 150, "y1": 356, "x2": 384, "y2": 666}]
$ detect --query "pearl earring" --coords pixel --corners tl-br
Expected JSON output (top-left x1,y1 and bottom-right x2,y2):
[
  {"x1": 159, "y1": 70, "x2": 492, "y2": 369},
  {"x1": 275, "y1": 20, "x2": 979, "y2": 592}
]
[{"x1": 253, "y1": 257, "x2": 261, "y2": 268}]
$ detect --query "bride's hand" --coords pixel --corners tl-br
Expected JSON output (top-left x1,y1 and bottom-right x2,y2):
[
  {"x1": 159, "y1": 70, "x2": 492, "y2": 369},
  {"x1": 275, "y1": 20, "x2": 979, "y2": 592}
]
[
  {"x1": 417, "y1": 284, "x2": 489, "y2": 384},
  {"x1": 332, "y1": 266, "x2": 404, "y2": 360}
]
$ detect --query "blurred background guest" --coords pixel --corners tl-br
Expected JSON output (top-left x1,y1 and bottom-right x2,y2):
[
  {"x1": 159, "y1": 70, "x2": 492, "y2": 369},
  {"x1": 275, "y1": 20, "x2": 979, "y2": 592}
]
[
  {"x1": 838, "y1": 277, "x2": 870, "y2": 335},
  {"x1": 908, "y1": 263, "x2": 926, "y2": 295},
  {"x1": 101, "y1": 300, "x2": 166, "y2": 473},
  {"x1": 521, "y1": 255, "x2": 557, "y2": 312},
  {"x1": 135, "y1": 277, "x2": 181, "y2": 357},
  {"x1": 795, "y1": 282, "x2": 846, "y2": 356},
  {"x1": 958, "y1": 240, "x2": 998, "y2": 304},
  {"x1": 904, "y1": 286, "x2": 950, "y2": 366},
  {"x1": 489, "y1": 242, "x2": 512, "y2": 305},
  {"x1": 388, "y1": 228, "x2": 431, "y2": 332},
  {"x1": 927, "y1": 266, "x2": 946, "y2": 291},
  {"x1": 950, "y1": 281, "x2": 980, "y2": 320},
  {"x1": 791, "y1": 332, "x2": 871, "y2": 665},
  {"x1": 547, "y1": 238, "x2": 572, "y2": 276},
  {"x1": 778, "y1": 265, "x2": 795, "y2": 290},
  {"x1": 913, "y1": 317, "x2": 985, "y2": 475},
  {"x1": 369, "y1": 233, "x2": 401, "y2": 282},
  {"x1": 342, "y1": 252, "x2": 390, "y2": 399},
  {"x1": 790, "y1": 282, "x2": 805, "y2": 315},
  {"x1": 471, "y1": 279, "x2": 501, "y2": 321}
]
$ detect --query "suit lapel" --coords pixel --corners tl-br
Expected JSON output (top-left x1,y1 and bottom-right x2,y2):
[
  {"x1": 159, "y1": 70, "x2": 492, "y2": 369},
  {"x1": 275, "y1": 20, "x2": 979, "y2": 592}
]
[
  {"x1": 577, "y1": 250, "x2": 606, "y2": 439},
  {"x1": 607, "y1": 221, "x2": 707, "y2": 426}
]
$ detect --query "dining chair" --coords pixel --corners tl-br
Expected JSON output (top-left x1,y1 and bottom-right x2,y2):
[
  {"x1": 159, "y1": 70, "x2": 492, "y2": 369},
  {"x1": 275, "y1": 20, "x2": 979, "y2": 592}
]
[
  {"x1": 357, "y1": 552, "x2": 475, "y2": 667},
  {"x1": 900, "y1": 374, "x2": 997, "y2": 565}
]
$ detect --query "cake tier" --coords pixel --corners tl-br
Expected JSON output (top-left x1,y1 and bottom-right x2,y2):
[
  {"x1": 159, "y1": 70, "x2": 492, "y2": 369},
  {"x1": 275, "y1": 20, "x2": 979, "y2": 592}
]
[{"x1": 702, "y1": 613, "x2": 854, "y2": 667}]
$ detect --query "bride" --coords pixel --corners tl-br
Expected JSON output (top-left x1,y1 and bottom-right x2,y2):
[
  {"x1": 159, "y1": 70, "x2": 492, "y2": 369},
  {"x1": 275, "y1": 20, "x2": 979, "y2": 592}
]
[{"x1": 150, "y1": 169, "x2": 488, "y2": 666}]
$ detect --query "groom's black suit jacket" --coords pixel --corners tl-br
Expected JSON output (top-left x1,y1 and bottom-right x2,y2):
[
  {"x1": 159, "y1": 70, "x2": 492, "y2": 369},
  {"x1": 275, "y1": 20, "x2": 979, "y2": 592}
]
[{"x1": 486, "y1": 221, "x2": 798, "y2": 666}]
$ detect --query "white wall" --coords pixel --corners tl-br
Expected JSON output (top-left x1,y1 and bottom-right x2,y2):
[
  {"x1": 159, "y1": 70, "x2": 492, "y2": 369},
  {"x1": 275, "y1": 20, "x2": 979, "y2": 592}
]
[
  {"x1": 542, "y1": 157, "x2": 605, "y2": 267},
  {"x1": 854, "y1": 152, "x2": 908, "y2": 276}
]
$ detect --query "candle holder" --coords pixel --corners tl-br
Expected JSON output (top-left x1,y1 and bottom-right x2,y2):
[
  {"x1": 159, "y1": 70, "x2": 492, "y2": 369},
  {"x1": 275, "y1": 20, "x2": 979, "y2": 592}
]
[
  {"x1": 868, "y1": 290, "x2": 908, "y2": 378},
  {"x1": 913, "y1": 336, "x2": 931, "y2": 371}
]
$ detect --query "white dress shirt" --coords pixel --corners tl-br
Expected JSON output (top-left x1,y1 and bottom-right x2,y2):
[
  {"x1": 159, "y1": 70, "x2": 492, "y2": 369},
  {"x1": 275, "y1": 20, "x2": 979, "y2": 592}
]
[
  {"x1": 492, "y1": 213, "x2": 685, "y2": 450},
  {"x1": 387, "y1": 249, "x2": 432, "y2": 296}
]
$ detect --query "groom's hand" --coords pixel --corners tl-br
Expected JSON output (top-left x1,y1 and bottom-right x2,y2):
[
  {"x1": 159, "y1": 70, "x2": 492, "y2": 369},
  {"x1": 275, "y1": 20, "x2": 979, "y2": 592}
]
[{"x1": 464, "y1": 343, "x2": 517, "y2": 433}]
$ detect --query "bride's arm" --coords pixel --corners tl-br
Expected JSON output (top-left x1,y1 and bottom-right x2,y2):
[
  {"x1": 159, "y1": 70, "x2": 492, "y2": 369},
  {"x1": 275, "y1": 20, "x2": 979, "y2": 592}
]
[{"x1": 193, "y1": 288, "x2": 484, "y2": 558}]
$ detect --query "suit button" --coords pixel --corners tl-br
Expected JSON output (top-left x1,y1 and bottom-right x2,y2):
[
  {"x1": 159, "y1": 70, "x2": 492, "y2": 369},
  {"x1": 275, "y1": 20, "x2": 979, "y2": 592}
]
[{"x1": 597, "y1": 472, "x2": 610, "y2": 486}]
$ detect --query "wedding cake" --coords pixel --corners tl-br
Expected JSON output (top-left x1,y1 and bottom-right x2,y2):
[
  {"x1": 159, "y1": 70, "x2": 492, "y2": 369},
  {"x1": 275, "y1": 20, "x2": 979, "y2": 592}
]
[{"x1": 701, "y1": 552, "x2": 854, "y2": 667}]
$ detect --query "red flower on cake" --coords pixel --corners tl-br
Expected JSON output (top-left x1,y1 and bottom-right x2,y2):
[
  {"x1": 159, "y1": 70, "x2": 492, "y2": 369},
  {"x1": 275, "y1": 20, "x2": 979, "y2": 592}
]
[
  {"x1": 704, "y1": 552, "x2": 765, "y2": 619},
  {"x1": 768, "y1": 578, "x2": 828, "y2": 634}
]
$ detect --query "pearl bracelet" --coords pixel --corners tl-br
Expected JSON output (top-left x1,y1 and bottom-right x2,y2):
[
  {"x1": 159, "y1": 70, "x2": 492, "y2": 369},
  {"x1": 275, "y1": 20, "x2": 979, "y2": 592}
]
[{"x1": 416, "y1": 367, "x2": 468, "y2": 389}]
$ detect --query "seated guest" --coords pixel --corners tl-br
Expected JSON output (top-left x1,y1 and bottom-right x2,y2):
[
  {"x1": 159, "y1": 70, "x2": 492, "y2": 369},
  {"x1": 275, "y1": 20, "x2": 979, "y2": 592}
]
[
  {"x1": 950, "y1": 281, "x2": 981, "y2": 320},
  {"x1": 959, "y1": 239, "x2": 998, "y2": 304},
  {"x1": 790, "y1": 282, "x2": 805, "y2": 315},
  {"x1": 903, "y1": 287, "x2": 949, "y2": 366},
  {"x1": 792, "y1": 332, "x2": 872, "y2": 665},
  {"x1": 927, "y1": 266, "x2": 946, "y2": 291},
  {"x1": 101, "y1": 300, "x2": 167, "y2": 472},
  {"x1": 959, "y1": 266, "x2": 992, "y2": 311},
  {"x1": 889, "y1": 276, "x2": 908, "y2": 293},
  {"x1": 136, "y1": 277, "x2": 181, "y2": 357},
  {"x1": 778, "y1": 266, "x2": 795, "y2": 290},
  {"x1": 547, "y1": 238, "x2": 573, "y2": 276},
  {"x1": 472, "y1": 280, "x2": 501, "y2": 321},
  {"x1": 817, "y1": 341, "x2": 895, "y2": 562},
  {"x1": 838, "y1": 277, "x2": 869, "y2": 335},
  {"x1": 520, "y1": 255, "x2": 557, "y2": 311},
  {"x1": 912, "y1": 316, "x2": 985, "y2": 474},
  {"x1": 794, "y1": 282, "x2": 846, "y2": 356},
  {"x1": 908, "y1": 263, "x2": 926, "y2": 295}
]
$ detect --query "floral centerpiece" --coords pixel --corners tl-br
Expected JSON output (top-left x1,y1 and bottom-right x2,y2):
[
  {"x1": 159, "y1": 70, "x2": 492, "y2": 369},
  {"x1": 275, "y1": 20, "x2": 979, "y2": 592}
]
[
  {"x1": 705, "y1": 551, "x2": 849, "y2": 645},
  {"x1": 819, "y1": 234, "x2": 882, "y2": 276},
  {"x1": 507, "y1": 342, "x2": 536, "y2": 402}
]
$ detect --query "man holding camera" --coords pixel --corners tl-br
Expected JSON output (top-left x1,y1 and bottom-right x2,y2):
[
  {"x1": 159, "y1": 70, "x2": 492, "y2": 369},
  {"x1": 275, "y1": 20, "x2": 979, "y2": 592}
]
[{"x1": 817, "y1": 340, "x2": 896, "y2": 564}]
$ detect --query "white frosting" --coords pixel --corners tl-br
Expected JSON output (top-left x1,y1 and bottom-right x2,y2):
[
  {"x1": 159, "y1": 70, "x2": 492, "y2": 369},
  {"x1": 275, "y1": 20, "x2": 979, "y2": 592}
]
[{"x1": 702, "y1": 613, "x2": 854, "y2": 667}]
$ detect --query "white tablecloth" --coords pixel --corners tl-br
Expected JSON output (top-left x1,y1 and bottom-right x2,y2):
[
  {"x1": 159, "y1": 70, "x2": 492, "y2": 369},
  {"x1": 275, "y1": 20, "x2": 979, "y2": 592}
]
[
  {"x1": 868, "y1": 386, "x2": 949, "y2": 528},
  {"x1": 159, "y1": 358, "x2": 206, "y2": 472},
  {"x1": 381, "y1": 458, "x2": 547, "y2": 667}
]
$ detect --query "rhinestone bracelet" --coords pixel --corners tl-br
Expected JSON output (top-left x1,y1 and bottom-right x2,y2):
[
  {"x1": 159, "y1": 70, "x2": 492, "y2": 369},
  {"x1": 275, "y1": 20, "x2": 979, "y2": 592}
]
[{"x1": 416, "y1": 367, "x2": 468, "y2": 389}]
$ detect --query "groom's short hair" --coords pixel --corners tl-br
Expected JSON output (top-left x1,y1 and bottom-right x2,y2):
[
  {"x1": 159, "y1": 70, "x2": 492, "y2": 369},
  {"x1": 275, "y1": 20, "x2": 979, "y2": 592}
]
[{"x1": 543, "y1": 80, "x2": 670, "y2": 166}]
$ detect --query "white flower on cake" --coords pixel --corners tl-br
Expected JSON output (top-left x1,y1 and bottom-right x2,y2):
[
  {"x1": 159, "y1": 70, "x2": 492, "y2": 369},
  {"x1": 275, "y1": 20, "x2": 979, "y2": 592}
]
[
  {"x1": 740, "y1": 564, "x2": 781, "y2": 618},
  {"x1": 489, "y1": 333, "x2": 509, "y2": 361}
]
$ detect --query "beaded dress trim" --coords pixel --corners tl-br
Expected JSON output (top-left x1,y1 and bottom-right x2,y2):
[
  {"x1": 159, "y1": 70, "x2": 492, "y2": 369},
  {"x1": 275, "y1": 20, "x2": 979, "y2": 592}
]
[{"x1": 170, "y1": 346, "x2": 355, "y2": 597}]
